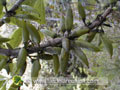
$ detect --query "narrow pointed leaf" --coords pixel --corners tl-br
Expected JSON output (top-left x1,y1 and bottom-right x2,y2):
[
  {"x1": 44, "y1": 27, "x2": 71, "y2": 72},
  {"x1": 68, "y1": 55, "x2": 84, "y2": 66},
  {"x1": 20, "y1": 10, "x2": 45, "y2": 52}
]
[
  {"x1": 53, "y1": 54, "x2": 59, "y2": 75},
  {"x1": 101, "y1": 34, "x2": 113, "y2": 58},
  {"x1": 75, "y1": 39, "x2": 100, "y2": 52},
  {"x1": 26, "y1": 23, "x2": 41, "y2": 43},
  {"x1": 72, "y1": 46, "x2": 89, "y2": 67}
]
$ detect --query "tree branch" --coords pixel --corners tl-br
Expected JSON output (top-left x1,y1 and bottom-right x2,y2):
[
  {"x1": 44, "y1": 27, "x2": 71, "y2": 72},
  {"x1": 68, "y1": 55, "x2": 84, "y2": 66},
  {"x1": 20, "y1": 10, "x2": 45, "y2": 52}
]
[
  {"x1": 0, "y1": 0, "x2": 26, "y2": 26},
  {"x1": 0, "y1": 2, "x2": 113, "y2": 57}
]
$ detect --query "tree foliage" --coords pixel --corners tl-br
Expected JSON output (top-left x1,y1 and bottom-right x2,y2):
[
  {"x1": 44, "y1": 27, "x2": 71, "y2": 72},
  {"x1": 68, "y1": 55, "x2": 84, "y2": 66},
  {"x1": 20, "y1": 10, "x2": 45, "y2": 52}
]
[{"x1": 0, "y1": 0, "x2": 119, "y2": 89}]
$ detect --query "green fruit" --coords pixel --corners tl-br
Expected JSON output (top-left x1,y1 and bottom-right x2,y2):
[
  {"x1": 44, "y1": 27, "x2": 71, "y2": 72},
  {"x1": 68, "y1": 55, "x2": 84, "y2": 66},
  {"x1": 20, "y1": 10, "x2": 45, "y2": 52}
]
[
  {"x1": 65, "y1": 5, "x2": 73, "y2": 31},
  {"x1": 31, "y1": 60, "x2": 41, "y2": 81}
]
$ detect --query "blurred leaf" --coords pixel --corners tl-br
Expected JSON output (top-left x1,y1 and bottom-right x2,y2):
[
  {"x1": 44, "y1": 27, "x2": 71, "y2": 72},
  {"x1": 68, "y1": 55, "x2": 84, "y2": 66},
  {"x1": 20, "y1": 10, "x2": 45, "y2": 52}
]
[
  {"x1": 75, "y1": 39, "x2": 100, "y2": 52},
  {"x1": 0, "y1": 1, "x2": 3, "y2": 15},
  {"x1": 101, "y1": 34, "x2": 113, "y2": 58},
  {"x1": 15, "y1": 48, "x2": 27, "y2": 74},
  {"x1": 31, "y1": 60, "x2": 41, "y2": 81},
  {"x1": 15, "y1": 14, "x2": 40, "y2": 21},
  {"x1": 60, "y1": 48, "x2": 69, "y2": 73},
  {"x1": 86, "y1": 31, "x2": 96, "y2": 42},
  {"x1": 40, "y1": 29, "x2": 57, "y2": 38},
  {"x1": 0, "y1": 59, "x2": 7, "y2": 71},
  {"x1": 78, "y1": 1, "x2": 86, "y2": 22},
  {"x1": 34, "y1": 0, "x2": 46, "y2": 24},
  {"x1": 53, "y1": 54, "x2": 59, "y2": 75},
  {"x1": 21, "y1": 5, "x2": 39, "y2": 14},
  {"x1": 39, "y1": 54, "x2": 53, "y2": 60},
  {"x1": 26, "y1": 22, "x2": 41, "y2": 43},
  {"x1": 0, "y1": 36, "x2": 11, "y2": 43},
  {"x1": 19, "y1": 61, "x2": 27, "y2": 76},
  {"x1": 44, "y1": 47, "x2": 61, "y2": 55},
  {"x1": 62, "y1": 38, "x2": 70, "y2": 52},
  {"x1": 72, "y1": 46, "x2": 89, "y2": 67},
  {"x1": 8, "y1": 28, "x2": 22, "y2": 48}
]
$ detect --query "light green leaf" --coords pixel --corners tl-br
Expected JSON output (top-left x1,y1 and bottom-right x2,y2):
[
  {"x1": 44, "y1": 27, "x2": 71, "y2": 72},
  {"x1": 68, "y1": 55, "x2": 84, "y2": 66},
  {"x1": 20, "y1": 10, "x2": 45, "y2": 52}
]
[
  {"x1": 75, "y1": 39, "x2": 100, "y2": 52},
  {"x1": 78, "y1": 1, "x2": 86, "y2": 21},
  {"x1": 72, "y1": 46, "x2": 89, "y2": 67},
  {"x1": 40, "y1": 29, "x2": 57, "y2": 38},
  {"x1": 8, "y1": 28, "x2": 22, "y2": 48},
  {"x1": 53, "y1": 54, "x2": 59, "y2": 75},
  {"x1": 26, "y1": 23, "x2": 41, "y2": 43},
  {"x1": 101, "y1": 34, "x2": 113, "y2": 58},
  {"x1": 34, "y1": 0, "x2": 46, "y2": 24},
  {"x1": 15, "y1": 14, "x2": 40, "y2": 21}
]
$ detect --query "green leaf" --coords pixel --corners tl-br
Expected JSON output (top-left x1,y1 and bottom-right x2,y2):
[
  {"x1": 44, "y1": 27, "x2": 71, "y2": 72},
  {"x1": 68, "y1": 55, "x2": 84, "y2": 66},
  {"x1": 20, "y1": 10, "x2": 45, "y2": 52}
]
[
  {"x1": 75, "y1": 39, "x2": 100, "y2": 52},
  {"x1": 53, "y1": 54, "x2": 59, "y2": 75},
  {"x1": 65, "y1": 5, "x2": 73, "y2": 31},
  {"x1": 86, "y1": 31, "x2": 97, "y2": 42},
  {"x1": 8, "y1": 83, "x2": 19, "y2": 90},
  {"x1": 39, "y1": 54, "x2": 53, "y2": 60},
  {"x1": 19, "y1": 61, "x2": 27, "y2": 76},
  {"x1": 34, "y1": 0, "x2": 46, "y2": 24},
  {"x1": 0, "y1": 59, "x2": 7, "y2": 71},
  {"x1": 31, "y1": 60, "x2": 41, "y2": 81},
  {"x1": 21, "y1": 5, "x2": 39, "y2": 14},
  {"x1": 78, "y1": 1, "x2": 86, "y2": 21},
  {"x1": 70, "y1": 27, "x2": 89, "y2": 38},
  {"x1": 15, "y1": 14, "x2": 40, "y2": 21},
  {"x1": 0, "y1": 83, "x2": 6, "y2": 90},
  {"x1": 0, "y1": 36, "x2": 11, "y2": 43},
  {"x1": 72, "y1": 46, "x2": 89, "y2": 67},
  {"x1": 40, "y1": 29, "x2": 57, "y2": 38},
  {"x1": 101, "y1": 34, "x2": 113, "y2": 58},
  {"x1": 22, "y1": 22, "x2": 29, "y2": 43},
  {"x1": 60, "y1": 48, "x2": 69, "y2": 73},
  {"x1": 62, "y1": 38, "x2": 70, "y2": 52},
  {"x1": 26, "y1": 22, "x2": 41, "y2": 43},
  {"x1": 15, "y1": 48, "x2": 27, "y2": 74},
  {"x1": 0, "y1": 1, "x2": 3, "y2": 15},
  {"x1": 44, "y1": 47, "x2": 61, "y2": 55},
  {"x1": 8, "y1": 28, "x2": 22, "y2": 48}
]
